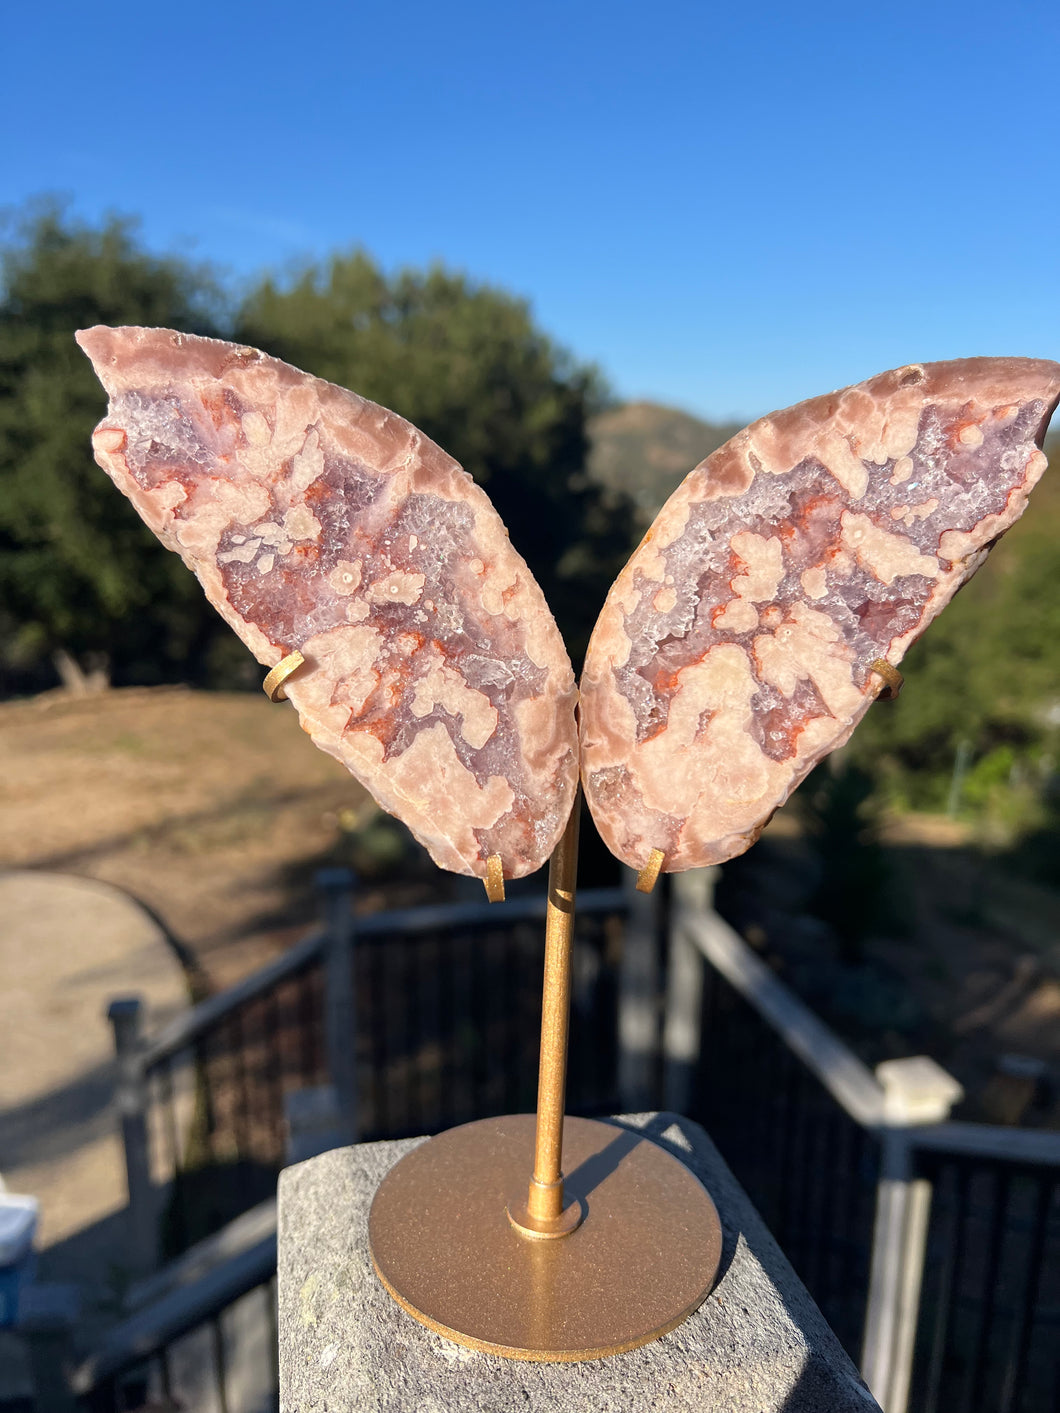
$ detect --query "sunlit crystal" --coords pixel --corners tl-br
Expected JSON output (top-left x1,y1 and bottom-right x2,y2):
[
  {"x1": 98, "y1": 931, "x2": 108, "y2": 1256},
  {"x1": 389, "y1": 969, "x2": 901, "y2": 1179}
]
[
  {"x1": 78, "y1": 326, "x2": 579, "y2": 881},
  {"x1": 580, "y1": 359, "x2": 1060, "y2": 873}
]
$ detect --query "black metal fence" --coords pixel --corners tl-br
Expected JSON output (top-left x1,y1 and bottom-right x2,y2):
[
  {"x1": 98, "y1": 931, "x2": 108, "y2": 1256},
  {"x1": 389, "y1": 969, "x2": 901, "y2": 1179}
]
[
  {"x1": 79, "y1": 1268, "x2": 278, "y2": 1413},
  {"x1": 139, "y1": 887, "x2": 628, "y2": 1257},
  {"x1": 688, "y1": 957, "x2": 881, "y2": 1357},
  {"x1": 675, "y1": 895, "x2": 1060, "y2": 1412},
  {"x1": 140, "y1": 937, "x2": 326, "y2": 1257},
  {"x1": 911, "y1": 1150, "x2": 1060, "y2": 1413},
  {"x1": 355, "y1": 900, "x2": 623, "y2": 1140},
  {"x1": 79, "y1": 884, "x2": 629, "y2": 1410},
  {"x1": 89, "y1": 881, "x2": 1060, "y2": 1413}
]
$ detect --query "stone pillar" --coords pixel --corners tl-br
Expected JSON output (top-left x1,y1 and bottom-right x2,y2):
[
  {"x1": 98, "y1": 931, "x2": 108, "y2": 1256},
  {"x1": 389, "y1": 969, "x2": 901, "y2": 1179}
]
[{"x1": 278, "y1": 1112, "x2": 881, "y2": 1411}]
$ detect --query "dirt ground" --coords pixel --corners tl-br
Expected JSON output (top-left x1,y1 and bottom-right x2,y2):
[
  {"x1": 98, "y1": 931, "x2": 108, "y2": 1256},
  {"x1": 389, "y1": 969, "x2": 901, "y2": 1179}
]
[{"x1": 0, "y1": 685, "x2": 431, "y2": 993}]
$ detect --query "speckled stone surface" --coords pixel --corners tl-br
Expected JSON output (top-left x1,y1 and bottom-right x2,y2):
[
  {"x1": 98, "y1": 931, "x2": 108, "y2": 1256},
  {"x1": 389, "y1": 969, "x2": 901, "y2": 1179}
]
[
  {"x1": 278, "y1": 1113, "x2": 881, "y2": 1411},
  {"x1": 77, "y1": 326, "x2": 578, "y2": 883},
  {"x1": 580, "y1": 359, "x2": 1060, "y2": 874}
]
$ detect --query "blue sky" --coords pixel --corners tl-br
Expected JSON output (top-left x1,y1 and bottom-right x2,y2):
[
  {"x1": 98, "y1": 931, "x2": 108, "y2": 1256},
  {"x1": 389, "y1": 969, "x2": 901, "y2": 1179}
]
[{"x1": 3, "y1": 0, "x2": 1058, "y2": 422}]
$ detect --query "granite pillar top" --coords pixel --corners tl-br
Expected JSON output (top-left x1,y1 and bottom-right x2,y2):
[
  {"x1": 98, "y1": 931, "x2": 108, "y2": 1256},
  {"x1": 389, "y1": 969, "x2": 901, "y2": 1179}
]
[{"x1": 278, "y1": 1112, "x2": 881, "y2": 1412}]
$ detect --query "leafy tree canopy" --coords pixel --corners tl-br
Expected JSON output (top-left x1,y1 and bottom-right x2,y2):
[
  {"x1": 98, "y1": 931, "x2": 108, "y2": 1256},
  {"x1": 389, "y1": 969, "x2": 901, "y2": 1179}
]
[
  {"x1": 0, "y1": 201, "x2": 226, "y2": 688},
  {"x1": 236, "y1": 251, "x2": 632, "y2": 663},
  {"x1": 0, "y1": 206, "x2": 633, "y2": 692}
]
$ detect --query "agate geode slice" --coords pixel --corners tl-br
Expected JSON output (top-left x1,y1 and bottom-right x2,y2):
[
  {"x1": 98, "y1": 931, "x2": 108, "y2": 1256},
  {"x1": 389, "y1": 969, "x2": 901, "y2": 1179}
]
[
  {"x1": 580, "y1": 358, "x2": 1060, "y2": 874},
  {"x1": 77, "y1": 326, "x2": 579, "y2": 881}
]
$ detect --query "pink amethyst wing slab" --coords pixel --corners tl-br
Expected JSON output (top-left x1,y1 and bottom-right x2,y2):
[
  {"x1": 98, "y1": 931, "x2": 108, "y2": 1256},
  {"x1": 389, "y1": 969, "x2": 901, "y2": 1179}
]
[
  {"x1": 579, "y1": 357, "x2": 1060, "y2": 874},
  {"x1": 76, "y1": 325, "x2": 578, "y2": 882}
]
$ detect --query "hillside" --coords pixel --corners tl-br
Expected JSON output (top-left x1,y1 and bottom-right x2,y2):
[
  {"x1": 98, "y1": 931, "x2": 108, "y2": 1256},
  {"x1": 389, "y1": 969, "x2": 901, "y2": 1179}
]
[{"x1": 587, "y1": 401, "x2": 742, "y2": 518}]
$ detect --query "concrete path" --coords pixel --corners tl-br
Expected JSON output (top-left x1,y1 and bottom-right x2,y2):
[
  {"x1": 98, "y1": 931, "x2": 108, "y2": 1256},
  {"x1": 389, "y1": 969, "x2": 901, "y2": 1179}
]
[
  {"x1": 0, "y1": 870, "x2": 189, "y2": 1255},
  {"x1": 0, "y1": 872, "x2": 191, "y2": 1398}
]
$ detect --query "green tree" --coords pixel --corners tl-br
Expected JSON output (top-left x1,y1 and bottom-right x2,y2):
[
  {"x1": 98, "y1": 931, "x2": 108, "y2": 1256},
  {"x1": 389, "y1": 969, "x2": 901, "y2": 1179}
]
[
  {"x1": 0, "y1": 201, "x2": 227, "y2": 690},
  {"x1": 236, "y1": 252, "x2": 634, "y2": 664}
]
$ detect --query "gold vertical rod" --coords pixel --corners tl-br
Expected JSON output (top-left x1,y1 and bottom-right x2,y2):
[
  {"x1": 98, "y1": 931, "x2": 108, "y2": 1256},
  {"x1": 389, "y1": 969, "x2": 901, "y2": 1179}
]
[{"x1": 525, "y1": 790, "x2": 582, "y2": 1224}]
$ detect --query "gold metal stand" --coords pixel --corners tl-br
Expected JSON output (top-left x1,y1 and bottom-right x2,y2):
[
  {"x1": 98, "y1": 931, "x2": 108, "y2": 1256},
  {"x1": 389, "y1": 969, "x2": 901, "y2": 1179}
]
[
  {"x1": 507, "y1": 791, "x2": 584, "y2": 1239},
  {"x1": 368, "y1": 795, "x2": 723, "y2": 1360}
]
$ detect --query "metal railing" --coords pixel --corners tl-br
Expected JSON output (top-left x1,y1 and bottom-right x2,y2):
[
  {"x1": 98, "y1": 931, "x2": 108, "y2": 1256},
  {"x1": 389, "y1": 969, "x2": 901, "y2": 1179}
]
[
  {"x1": 76, "y1": 877, "x2": 632, "y2": 1411},
  {"x1": 85, "y1": 868, "x2": 1060, "y2": 1413},
  {"x1": 668, "y1": 871, "x2": 1060, "y2": 1413},
  {"x1": 909, "y1": 1139, "x2": 1060, "y2": 1413},
  {"x1": 683, "y1": 918, "x2": 882, "y2": 1355},
  {"x1": 108, "y1": 876, "x2": 629, "y2": 1265},
  {"x1": 73, "y1": 1200, "x2": 278, "y2": 1413}
]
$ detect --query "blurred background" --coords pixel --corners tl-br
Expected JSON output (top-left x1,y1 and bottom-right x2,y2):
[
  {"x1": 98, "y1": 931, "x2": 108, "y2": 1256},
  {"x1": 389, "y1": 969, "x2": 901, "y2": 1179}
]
[{"x1": 1, "y1": 2, "x2": 1058, "y2": 1410}]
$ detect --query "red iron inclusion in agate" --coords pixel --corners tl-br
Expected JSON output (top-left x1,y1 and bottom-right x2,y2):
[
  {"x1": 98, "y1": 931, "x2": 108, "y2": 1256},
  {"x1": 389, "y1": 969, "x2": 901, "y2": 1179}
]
[
  {"x1": 77, "y1": 326, "x2": 579, "y2": 881},
  {"x1": 580, "y1": 358, "x2": 1060, "y2": 874}
]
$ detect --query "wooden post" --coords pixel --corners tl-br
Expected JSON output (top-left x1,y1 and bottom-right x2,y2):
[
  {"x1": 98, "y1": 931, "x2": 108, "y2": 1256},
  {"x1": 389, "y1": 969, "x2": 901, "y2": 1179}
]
[
  {"x1": 107, "y1": 997, "x2": 157, "y2": 1274},
  {"x1": 862, "y1": 1058, "x2": 964, "y2": 1413},
  {"x1": 316, "y1": 869, "x2": 358, "y2": 1143}
]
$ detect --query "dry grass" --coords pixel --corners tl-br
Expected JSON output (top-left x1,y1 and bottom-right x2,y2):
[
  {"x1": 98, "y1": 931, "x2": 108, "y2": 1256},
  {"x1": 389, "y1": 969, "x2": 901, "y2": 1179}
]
[{"x1": 0, "y1": 686, "x2": 376, "y2": 989}]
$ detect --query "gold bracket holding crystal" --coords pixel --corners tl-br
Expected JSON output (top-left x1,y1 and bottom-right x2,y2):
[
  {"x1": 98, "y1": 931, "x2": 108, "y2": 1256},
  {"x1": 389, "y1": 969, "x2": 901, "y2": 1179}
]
[
  {"x1": 484, "y1": 854, "x2": 506, "y2": 904},
  {"x1": 869, "y1": 658, "x2": 904, "y2": 701},
  {"x1": 263, "y1": 650, "x2": 306, "y2": 703},
  {"x1": 636, "y1": 848, "x2": 665, "y2": 894}
]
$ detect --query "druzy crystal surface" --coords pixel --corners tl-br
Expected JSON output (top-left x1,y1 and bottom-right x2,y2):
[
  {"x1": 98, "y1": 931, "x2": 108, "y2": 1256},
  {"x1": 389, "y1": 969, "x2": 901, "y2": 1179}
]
[
  {"x1": 77, "y1": 326, "x2": 578, "y2": 881},
  {"x1": 580, "y1": 358, "x2": 1060, "y2": 874}
]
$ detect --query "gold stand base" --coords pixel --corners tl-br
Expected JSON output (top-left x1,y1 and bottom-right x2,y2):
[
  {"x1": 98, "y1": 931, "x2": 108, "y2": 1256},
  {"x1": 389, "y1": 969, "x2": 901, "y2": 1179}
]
[{"x1": 368, "y1": 1115, "x2": 723, "y2": 1361}]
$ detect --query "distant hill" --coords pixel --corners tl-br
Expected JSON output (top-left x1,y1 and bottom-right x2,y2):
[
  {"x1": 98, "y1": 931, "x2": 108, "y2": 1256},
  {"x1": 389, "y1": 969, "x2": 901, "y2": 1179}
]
[{"x1": 587, "y1": 401, "x2": 743, "y2": 521}]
